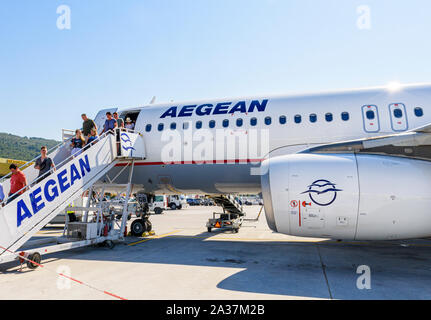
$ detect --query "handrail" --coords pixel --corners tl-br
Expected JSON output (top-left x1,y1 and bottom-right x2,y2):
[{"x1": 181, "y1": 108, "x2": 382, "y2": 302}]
[
  {"x1": 1, "y1": 129, "x2": 121, "y2": 205},
  {"x1": 0, "y1": 135, "x2": 74, "y2": 185}
]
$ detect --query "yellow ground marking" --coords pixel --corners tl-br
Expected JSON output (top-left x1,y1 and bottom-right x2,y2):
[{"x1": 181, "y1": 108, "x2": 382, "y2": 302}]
[{"x1": 127, "y1": 230, "x2": 182, "y2": 246}]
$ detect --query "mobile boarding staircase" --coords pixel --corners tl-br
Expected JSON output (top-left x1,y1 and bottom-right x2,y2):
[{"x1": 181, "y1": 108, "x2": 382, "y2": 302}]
[{"x1": 0, "y1": 129, "x2": 145, "y2": 269}]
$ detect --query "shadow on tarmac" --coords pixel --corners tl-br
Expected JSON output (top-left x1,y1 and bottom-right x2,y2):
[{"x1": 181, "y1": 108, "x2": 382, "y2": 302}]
[{"x1": 3, "y1": 227, "x2": 430, "y2": 299}]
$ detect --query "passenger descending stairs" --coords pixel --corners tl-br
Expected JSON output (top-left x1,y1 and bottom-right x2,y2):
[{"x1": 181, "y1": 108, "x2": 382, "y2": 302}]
[
  {"x1": 210, "y1": 195, "x2": 244, "y2": 217},
  {"x1": 0, "y1": 130, "x2": 145, "y2": 256}
]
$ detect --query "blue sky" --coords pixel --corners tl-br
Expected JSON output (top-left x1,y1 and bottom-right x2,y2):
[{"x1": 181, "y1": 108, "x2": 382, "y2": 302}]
[{"x1": 1, "y1": 0, "x2": 431, "y2": 140}]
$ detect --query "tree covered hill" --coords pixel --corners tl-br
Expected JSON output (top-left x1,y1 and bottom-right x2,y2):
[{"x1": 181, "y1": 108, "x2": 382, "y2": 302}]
[{"x1": 0, "y1": 132, "x2": 60, "y2": 161}]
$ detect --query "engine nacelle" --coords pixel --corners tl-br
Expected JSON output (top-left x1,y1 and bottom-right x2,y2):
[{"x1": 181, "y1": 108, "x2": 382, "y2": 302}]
[{"x1": 261, "y1": 153, "x2": 431, "y2": 240}]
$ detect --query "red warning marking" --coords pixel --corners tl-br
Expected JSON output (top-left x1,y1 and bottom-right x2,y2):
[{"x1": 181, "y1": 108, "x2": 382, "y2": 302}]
[
  {"x1": 0, "y1": 245, "x2": 127, "y2": 300},
  {"x1": 290, "y1": 200, "x2": 298, "y2": 208},
  {"x1": 302, "y1": 201, "x2": 311, "y2": 207},
  {"x1": 298, "y1": 200, "x2": 302, "y2": 227}
]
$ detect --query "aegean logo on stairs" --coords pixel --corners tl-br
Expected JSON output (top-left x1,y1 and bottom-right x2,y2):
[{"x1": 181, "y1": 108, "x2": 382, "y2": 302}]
[{"x1": 16, "y1": 155, "x2": 92, "y2": 227}]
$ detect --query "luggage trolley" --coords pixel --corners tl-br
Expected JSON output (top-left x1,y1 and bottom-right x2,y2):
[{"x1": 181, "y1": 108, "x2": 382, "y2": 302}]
[{"x1": 206, "y1": 211, "x2": 244, "y2": 233}]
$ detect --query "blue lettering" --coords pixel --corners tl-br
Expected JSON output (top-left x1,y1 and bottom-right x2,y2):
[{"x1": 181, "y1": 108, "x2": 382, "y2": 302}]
[
  {"x1": 70, "y1": 164, "x2": 82, "y2": 186},
  {"x1": 44, "y1": 179, "x2": 59, "y2": 202},
  {"x1": 79, "y1": 155, "x2": 91, "y2": 177},
  {"x1": 229, "y1": 101, "x2": 247, "y2": 114},
  {"x1": 178, "y1": 105, "x2": 196, "y2": 117},
  {"x1": 17, "y1": 200, "x2": 32, "y2": 227},
  {"x1": 30, "y1": 187, "x2": 45, "y2": 215},
  {"x1": 159, "y1": 99, "x2": 269, "y2": 118},
  {"x1": 213, "y1": 102, "x2": 231, "y2": 115},
  {"x1": 196, "y1": 104, "x2": 213, "y2": 116},
  {"x1": 160, "y1": 107, "x2": 177, "y2": 119},
  {"x1": 248, "y1": 99, "x2": 268, "y2": 113},
  {"x1": 57, "y1": 169, "x2": 70, "y2": 193}
]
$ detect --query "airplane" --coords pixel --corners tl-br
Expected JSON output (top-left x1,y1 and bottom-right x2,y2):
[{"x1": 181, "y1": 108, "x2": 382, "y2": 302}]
[
  {"x1": 92, "y1": 82, "x2": 431, "y2": 241},
  {"x1": 2, "y1": 82, "x2": 431, "y2": 261}
]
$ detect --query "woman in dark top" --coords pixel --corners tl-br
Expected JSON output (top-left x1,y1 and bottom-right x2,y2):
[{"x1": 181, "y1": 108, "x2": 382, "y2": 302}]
[
  {"x1": 71, "y1": 129, "x2": 85, "y2": 157},
  {"x1": 84, "y1": 128, "x2": 99, "y2": 151}
]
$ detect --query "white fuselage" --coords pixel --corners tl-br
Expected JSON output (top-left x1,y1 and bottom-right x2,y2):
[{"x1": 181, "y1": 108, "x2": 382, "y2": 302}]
[{"x1": 99, "y1": 84, "x2": 431, "y2": 194}]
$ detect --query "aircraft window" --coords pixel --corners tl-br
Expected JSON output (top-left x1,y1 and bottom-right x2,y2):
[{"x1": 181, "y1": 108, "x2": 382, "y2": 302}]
[
  {"x1": 279, "y1": 116, "x2": 287, "y2": 124},
  {"x1": 393, "y1": 108, "x2": 403, "y2": 118},
  {"x1": 223, "y1": 119, "x2": 229, "y2": 128},
  {"x1": 250, "y1": 118, "x2": 257, "y2": 126},
  {"x1": 341, "y1": 112, "x2": 349, "y2": 121},
  {"x1": 415, "y1": 107, "x2": 424, "y2": 117},
  {"x1": 209, "y1": 120, "x2": 216, "y2": 128},
  {"x1": 145, "y1": 124, "x2": 152, "y2": 132},
  {"x1": 236, "y1": 118, "x2": 243, "y2": 127},
  {"x1": 158, "y1": 123, "x2": 164, "y2": 131},
  {"x1": 294, "y1": 115, "x2": 302, "y2": 124},
  {"x1": 309, "y1": 114, "x2": 317, "y2": 123},
  {"x1": 170, "y1": 122, "x2": 177, "y2": 130},
  {"x1": 265, "y1": 117, "x2": 272, "y2": 125},
  {"x1": 366, "y1": 110, "x2": 375, "y2": 120},
  {"x1": 325, "y1": 113, "x2": 333, "y2": 122},
  {"x1": 196, "y1": 121, "x2": 202, "y2": 129},
  {"x1": 183, "y1": 122, "x2": 189, "y2": 130}
]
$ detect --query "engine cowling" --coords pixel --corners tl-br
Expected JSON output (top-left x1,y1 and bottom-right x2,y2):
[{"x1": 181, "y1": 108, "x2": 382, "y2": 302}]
[{"x1": 261, "y1": 153, "x2": 431, "y2": 240}]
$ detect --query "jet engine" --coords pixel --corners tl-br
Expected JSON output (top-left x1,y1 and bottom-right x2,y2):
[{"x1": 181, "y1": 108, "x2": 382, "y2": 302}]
[{"x1": 260, "y1": 153, "x2": 431, "y2": 240}]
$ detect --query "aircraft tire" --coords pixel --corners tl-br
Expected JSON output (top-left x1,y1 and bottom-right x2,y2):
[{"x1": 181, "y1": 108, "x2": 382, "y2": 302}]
[{"x1": 131, "y1": 219, "x2": 145, "y2": 236}]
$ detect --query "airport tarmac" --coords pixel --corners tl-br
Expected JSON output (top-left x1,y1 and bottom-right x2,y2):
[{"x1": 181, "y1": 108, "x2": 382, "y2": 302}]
[{"x1": 1, "y1": 205, "x2": 431, "y2": 300}]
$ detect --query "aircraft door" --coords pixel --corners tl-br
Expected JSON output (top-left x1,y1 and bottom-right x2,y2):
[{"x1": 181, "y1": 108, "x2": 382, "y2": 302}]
[
  {"x1": 361, "y1": 105, "x2": 380, "y2": 133},
  {"x1": 388, "y1": 103, "x2": 408, "y2": 132},
  {"x1": 94, "y1": 108, "x2": 118, "y2": 134}
]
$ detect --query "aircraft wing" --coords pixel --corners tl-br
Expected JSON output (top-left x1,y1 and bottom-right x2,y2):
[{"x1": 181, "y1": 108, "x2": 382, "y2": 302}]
[{"x1": 301, "y1": 122, "x2": 431, "y2": 161}]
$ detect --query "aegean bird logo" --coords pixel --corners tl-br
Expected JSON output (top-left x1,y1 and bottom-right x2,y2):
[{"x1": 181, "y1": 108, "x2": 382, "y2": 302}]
[
  {"x1": 121, "y1": 133, "x2": 136, "y2": 156},
  {"x1": 301, "y1": 179, "x2": 342, "y2": 206}
]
